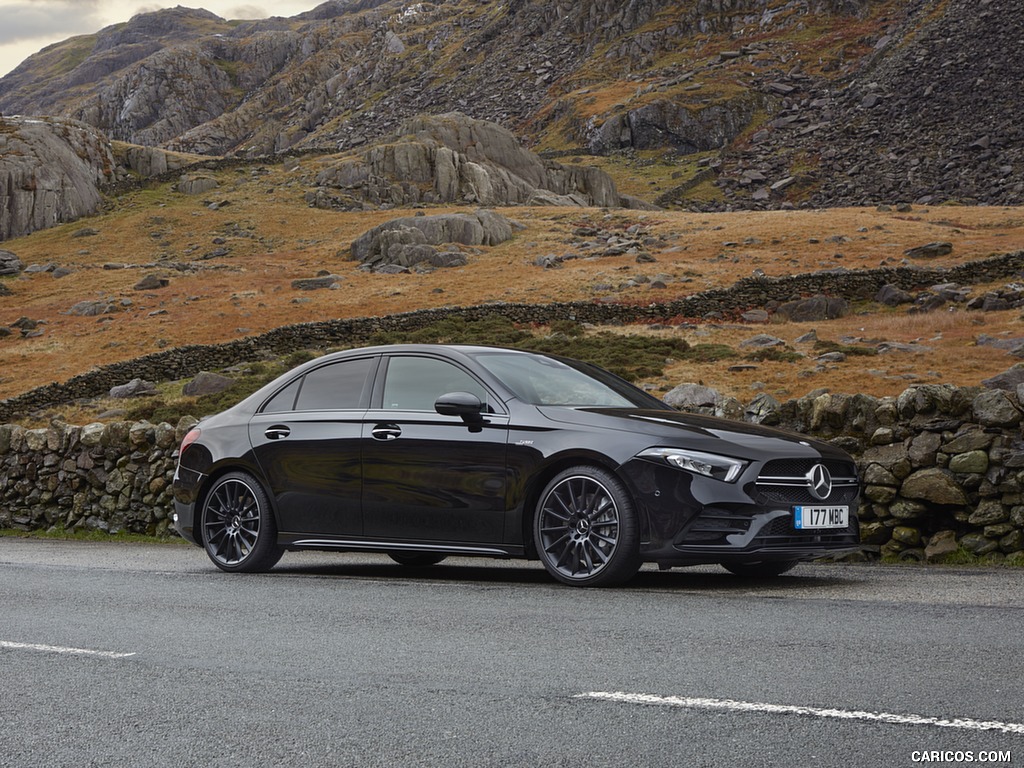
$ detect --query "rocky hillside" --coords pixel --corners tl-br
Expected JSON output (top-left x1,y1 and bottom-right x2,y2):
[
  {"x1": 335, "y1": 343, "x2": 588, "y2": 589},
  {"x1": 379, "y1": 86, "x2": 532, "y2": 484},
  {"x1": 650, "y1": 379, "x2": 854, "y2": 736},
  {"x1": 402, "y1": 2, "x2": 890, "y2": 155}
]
[
  {"x1": 0, "y1": 0, "x2": 1020, "y2": 211},
  {"x1": 0, "y1": 117, "x2": 114, "y2": 241}
]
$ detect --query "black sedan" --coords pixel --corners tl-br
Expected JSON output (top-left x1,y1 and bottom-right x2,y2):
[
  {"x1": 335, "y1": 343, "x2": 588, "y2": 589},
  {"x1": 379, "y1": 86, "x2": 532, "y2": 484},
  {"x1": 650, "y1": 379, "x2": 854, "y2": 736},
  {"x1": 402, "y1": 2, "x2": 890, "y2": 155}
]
[{"x1": 172, "y1": 344, "x2": 861, "y2": 586}]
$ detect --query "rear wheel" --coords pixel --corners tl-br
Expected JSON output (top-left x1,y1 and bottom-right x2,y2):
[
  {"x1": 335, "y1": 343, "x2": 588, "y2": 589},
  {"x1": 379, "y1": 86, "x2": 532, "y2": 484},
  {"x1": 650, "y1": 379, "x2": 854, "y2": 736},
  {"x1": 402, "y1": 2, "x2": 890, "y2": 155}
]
[
  {"x1": 388, "y1": 552, "x2": 447, "y2": 567},
  {"x1": 200, "y1": 471, "x2": 284, "y2": 573},
  {"x1": 534, "y1": 466, "x2": 640, "y2": 587},
  {"x1": 722, "y1": 560, "x2": 798, "y2": 578}
]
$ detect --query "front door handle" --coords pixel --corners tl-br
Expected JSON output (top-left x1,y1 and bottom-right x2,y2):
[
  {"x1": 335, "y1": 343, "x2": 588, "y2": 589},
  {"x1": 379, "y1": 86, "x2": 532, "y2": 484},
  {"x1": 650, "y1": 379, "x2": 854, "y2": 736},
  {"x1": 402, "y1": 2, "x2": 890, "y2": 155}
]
[
  {"x1": 265, "y1": 425, "x2": 291, "y2": 440},
  {"x1": 371, "y1": 424, "x2": 402, "y2": 441}
]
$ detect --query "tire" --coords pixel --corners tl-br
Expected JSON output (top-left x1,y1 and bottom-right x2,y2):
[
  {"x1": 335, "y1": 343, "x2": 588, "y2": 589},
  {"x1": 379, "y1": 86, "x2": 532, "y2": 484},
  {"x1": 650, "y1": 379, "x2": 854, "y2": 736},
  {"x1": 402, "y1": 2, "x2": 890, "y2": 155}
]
[
  {"x1": 722, "y1": 560, "x2": 798, "y2": 578},
  {"x1": 200, "y1": 471, "x2": 284, "y2": 573},
  {"x1": 388, "y1": 552, "x2": 448, "y2": 567},
  {"x1": 534, "y1": 465, "x2": 641, "y2": 587}
]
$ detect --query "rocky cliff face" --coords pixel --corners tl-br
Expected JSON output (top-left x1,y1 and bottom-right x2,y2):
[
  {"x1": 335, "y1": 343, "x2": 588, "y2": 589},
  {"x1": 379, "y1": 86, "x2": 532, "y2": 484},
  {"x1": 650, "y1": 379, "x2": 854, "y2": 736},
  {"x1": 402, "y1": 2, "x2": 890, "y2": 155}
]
[
  {"x1": 0, "y1": 117, "x2": 114, "y2": 241},
  {"x1": 0, "y1": 0, "x2": 879, "y2": 157},
  {"x1": 0, "y1": 0, "x2": 1019, "y2": 210}
]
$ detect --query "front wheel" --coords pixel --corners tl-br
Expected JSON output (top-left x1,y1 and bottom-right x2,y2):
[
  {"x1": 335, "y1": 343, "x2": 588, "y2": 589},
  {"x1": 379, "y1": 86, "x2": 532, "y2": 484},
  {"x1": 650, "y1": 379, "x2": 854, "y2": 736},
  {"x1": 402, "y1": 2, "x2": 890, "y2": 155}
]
[
  {"x1": 200, "y1": 471, "x2": 284, "y2": 573},
  {"x1": 722, "y1": 560, "x2": 798, "y2": 578},
  {"x1": 534, "y1": 466, "x2": 640, "y2": 587}
]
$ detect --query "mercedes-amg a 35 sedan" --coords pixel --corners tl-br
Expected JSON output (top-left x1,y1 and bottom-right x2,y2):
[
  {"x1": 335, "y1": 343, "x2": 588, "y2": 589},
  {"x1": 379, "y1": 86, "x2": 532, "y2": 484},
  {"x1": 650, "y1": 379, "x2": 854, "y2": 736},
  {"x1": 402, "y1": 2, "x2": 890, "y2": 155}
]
[{"x1": 172, "y1": 344, "x2": 861, "y2": 586}]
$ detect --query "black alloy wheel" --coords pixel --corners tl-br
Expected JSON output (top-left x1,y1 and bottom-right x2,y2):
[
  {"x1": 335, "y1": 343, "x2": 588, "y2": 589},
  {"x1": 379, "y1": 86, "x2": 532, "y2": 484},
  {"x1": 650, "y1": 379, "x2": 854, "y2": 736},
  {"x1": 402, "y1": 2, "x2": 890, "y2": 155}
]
[
  {"x1": 722, "y1": 560, "x2": 799, "y2": 578},
  {"x1": 535, "y1": 465, "x2": 640, "y2": 587},
  {"x1": 388, "y1": 552, "x2": 448, "y2": 567},
  {"x1": 201, "y1": 471, "x2": 284, "y2": 573}
]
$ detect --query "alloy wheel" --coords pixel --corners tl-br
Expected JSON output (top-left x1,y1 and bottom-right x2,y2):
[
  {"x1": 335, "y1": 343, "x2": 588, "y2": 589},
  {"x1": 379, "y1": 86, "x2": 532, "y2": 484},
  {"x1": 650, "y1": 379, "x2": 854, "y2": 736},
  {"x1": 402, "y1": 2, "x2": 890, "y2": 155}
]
[{"x1": 538, "y1": 475, "x2": 622, "y2": 581}]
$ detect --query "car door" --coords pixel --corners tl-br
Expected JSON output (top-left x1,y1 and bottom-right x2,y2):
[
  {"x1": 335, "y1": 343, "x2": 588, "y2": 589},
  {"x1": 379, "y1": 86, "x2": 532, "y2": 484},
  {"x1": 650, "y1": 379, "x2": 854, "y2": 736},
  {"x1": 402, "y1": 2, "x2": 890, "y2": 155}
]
[
  {"x1": 361, "y1": 353, "x2": 509, "y2": 545},
  {"x1": 248, "y1": 355, "x2": 377, "y2": 536}
]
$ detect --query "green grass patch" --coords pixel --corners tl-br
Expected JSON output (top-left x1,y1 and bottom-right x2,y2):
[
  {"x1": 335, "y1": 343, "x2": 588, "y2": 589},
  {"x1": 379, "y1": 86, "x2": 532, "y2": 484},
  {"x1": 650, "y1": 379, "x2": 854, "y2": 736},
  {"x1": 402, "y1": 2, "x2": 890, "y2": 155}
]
[
  {"x1": 680, "y1": 343, "x2": 738, "y2": 363},
  {"x1": 743, "y1": 348, "x2": 803, "y2": 363}
]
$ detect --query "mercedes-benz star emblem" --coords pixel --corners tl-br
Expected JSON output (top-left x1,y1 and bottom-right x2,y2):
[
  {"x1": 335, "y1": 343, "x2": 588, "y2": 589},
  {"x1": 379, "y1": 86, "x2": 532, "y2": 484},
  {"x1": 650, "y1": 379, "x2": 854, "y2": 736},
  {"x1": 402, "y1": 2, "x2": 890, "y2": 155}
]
[{"x1": 807, "y1": 464, "x2": 833, "y2": 501}]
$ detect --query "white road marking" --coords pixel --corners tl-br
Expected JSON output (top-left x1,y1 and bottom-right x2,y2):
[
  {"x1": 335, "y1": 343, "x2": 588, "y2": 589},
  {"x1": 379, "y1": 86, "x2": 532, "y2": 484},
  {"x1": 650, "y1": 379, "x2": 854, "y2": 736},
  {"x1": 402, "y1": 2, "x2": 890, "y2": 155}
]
[
  {"x1": 0, "y1": 640, "x2": 136, "y2": 659},
  {"x1": 576, "y1": 692, "x2": 1024, "y2": 735}
]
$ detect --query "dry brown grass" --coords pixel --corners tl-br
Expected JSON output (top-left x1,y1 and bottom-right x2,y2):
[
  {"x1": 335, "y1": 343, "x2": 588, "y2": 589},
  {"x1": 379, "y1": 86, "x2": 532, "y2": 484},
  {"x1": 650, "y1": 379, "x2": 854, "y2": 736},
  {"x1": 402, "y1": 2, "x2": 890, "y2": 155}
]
[{"x1": 2, "y1": 160, "x2": 1024, "y2": 407}]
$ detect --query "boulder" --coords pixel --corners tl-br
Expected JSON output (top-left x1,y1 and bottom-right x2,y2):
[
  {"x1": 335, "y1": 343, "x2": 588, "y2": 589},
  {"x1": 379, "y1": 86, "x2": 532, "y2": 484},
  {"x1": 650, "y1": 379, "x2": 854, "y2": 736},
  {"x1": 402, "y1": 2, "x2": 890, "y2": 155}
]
[
  {"x1": 134, "y1": 274, "x2": 170, "y2": 291},
  {"x1": 0, "y1": 250, "x2": 23, "y2": 276},
  {"x1": 875, "y1": 284, "x2": 914, "y2": 306},
  {"x1": 177, "y1": 175, "x2": 219, "y2": 195},
  {"x1": 351, "y1": 210, "x2": 514, "y2": 266},
  {"x1": 182, "y1": 371, "x2": 234, "y2": 397},
  {"x1": 68, "y1": 299, "x2": 117, "y2": 316},
  {"x1": 109, "y1": 378, "x2": 159, "y2": 398},
  {"x1": 775, "y1": 295, "x2": 849, "y2": 322},
  {"x1": 903, "y1": 242, "x2": 953, "y2": 259},
  {"x1": 739, "y1": 333, "x2": 786, "y2": 349},
  {"x1": 664, "y1": 383, "x2": 719, "y2": 410},
  {"x1": 292, "y1": 274, "x2": 345, "y2": 290}
]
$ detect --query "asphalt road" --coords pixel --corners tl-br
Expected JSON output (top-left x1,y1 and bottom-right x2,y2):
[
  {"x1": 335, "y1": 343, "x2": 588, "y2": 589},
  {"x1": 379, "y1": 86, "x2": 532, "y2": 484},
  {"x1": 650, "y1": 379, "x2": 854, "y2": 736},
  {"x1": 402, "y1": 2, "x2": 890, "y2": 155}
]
[{"x1": 1, "y1": 539, "x2": 1022, "y2": 768}]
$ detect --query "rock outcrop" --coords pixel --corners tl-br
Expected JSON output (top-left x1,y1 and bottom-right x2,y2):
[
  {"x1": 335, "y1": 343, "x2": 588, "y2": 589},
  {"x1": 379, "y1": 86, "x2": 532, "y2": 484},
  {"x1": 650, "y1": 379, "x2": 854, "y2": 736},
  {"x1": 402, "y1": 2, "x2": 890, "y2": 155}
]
[
  {"x1": 316, "y1": 113, "x2": 654, "y2": 210},
  {"x1": 0, "y1": 116, "x2": 114, "y2": 241}
]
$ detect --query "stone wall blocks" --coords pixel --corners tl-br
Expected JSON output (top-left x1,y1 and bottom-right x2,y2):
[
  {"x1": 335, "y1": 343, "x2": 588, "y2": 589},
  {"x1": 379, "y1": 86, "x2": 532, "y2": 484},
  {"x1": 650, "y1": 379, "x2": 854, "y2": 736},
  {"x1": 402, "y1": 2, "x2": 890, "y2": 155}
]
[
  {"x1": 900, "y1": 467, "x2": 969, "y2": 506},
  {"x1": 960, "y1": 533, "x2": 1000, "y2": 555},
  {"x1": 967, "y1": 499, "x2": 1010, "y2": 526},
  {"x1": 973, "y1": 389, "x2": 1022, "y2": 427}
]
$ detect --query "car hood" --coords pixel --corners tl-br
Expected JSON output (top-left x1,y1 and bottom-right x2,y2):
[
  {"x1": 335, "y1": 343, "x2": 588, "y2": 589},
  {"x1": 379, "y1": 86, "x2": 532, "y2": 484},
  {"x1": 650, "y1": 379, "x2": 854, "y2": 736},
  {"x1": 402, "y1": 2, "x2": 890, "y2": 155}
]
[{"x1": 537, "y1": 407, "x2": 848, "y2": 462}]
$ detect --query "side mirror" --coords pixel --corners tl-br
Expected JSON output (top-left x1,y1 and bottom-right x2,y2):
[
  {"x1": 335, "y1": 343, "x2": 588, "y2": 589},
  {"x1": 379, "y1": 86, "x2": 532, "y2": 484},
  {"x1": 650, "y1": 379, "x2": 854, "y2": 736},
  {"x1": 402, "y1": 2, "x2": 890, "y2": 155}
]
[{"x1": 435, "y1": 391, "x2": 485, "y2": 422}]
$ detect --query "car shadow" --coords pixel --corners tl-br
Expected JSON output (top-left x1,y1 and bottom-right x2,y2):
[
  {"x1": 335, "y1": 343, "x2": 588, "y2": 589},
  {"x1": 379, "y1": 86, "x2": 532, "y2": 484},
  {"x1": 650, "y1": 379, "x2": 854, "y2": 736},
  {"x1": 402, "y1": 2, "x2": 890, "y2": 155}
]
[{"x1": 269, "y1": 555, "x2": 863, "y2": 593}]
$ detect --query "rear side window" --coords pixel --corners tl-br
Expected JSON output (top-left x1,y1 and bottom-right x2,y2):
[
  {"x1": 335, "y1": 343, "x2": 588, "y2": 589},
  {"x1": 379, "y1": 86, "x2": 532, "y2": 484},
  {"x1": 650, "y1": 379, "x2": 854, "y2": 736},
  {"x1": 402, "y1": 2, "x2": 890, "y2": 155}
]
[
  {"x1": 262, "y1": 378, "x2": 302, "y2": 413},
  {"x1": 263, "y1": 357, "x2": 374, "y2": 413},
  {"x1": 296, "y1": 357, "x2": 374, "y2": 410}
]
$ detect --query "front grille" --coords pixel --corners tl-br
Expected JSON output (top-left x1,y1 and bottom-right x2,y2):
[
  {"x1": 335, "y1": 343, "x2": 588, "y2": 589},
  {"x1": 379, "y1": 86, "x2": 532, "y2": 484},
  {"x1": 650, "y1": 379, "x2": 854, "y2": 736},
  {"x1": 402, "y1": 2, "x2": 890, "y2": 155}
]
[
  {"x1": 760, "y1": 458, "x2": 855, "y2": 477},
  {"x1": 753, "y1": 458, "x2": 859, "y2": 506}
]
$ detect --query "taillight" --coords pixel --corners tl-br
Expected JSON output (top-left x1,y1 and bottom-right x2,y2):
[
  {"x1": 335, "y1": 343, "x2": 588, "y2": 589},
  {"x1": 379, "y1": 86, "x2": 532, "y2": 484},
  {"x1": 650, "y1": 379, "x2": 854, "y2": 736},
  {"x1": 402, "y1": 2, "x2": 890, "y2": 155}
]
[{"x1": 179, "y1": 427, "x2": 201, "y2": 454}]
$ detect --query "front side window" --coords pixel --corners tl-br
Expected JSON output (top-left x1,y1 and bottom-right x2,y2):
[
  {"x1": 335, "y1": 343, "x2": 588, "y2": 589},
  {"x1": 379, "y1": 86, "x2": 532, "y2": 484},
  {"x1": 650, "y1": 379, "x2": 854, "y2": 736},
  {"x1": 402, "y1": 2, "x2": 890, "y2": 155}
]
[{"x1": 382, "y1": 357, "x2": 490, "y2": 411}]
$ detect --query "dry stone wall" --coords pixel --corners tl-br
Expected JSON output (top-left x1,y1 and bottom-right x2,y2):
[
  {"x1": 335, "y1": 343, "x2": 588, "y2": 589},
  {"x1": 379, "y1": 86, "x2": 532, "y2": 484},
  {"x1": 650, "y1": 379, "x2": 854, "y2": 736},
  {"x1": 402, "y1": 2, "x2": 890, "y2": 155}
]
[
  {"x1": 2, "y1": 386, "x2": 1024, "y2": 566},
  {"x1": 0, "y1": 417, "x2": 195, "y2": 537}
]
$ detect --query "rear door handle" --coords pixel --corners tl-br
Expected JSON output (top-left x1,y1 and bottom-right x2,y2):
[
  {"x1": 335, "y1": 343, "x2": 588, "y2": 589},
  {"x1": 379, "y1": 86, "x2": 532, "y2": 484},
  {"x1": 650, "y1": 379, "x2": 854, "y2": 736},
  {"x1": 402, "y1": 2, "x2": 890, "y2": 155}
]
[
  {"x1": 371, "y1": 424, "x2": 402, "y2": 441},
  {"x1": 265, "y1": 425, "x2": 291, "y2": 440}
]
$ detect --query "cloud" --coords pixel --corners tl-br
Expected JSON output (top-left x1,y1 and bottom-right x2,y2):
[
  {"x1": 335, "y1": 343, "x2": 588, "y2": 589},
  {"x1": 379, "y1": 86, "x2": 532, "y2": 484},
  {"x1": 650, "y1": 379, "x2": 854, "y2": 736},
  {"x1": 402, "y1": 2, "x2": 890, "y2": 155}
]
[
  {"x1": 0, "y1": 1, "x2": 104, "y2": 45},
  {"x1": 224, "y1": 4, "x2": 268, "y2": 18}
]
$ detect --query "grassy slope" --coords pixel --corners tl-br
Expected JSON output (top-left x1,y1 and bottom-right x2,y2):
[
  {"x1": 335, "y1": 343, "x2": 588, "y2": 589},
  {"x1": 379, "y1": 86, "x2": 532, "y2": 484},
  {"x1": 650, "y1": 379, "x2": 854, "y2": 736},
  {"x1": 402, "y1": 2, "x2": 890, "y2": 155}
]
[{"x1": 1, "y1": 153, "x2": 1023, "y2": 425}]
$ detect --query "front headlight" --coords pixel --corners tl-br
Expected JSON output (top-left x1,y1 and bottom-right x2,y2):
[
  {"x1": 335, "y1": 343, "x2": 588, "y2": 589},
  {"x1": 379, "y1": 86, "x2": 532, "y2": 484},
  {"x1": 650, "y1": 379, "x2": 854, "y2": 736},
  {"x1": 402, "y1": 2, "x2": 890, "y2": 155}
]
[{"x1": 638, "y1": 447, "x2": 747, "y2": 483}]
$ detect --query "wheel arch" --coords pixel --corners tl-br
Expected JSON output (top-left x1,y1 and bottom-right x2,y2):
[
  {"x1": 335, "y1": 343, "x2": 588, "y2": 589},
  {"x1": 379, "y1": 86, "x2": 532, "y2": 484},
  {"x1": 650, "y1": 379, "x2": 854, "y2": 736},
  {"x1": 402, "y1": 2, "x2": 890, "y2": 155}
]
[
  {"x1": 519, "y1": 450, "x2": 648, "y2": 559},
  {"x1": 192, "y1": 459, "x2": 277, "y2": 547}
]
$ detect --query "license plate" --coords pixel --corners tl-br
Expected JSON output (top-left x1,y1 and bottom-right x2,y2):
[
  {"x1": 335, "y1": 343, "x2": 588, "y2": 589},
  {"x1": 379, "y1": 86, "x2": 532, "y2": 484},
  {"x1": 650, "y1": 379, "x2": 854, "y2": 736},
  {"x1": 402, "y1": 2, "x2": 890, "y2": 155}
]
[{"x1": 793, "y1": 505, "x2": 849, "y2": 529}]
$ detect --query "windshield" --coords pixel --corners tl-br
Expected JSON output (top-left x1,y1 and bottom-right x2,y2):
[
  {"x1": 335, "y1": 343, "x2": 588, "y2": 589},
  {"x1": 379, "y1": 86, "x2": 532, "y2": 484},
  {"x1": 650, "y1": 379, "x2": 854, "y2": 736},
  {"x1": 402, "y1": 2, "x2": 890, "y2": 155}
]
[{"x1": 470, "y1": 351, "x2": 667, "y2": 408}]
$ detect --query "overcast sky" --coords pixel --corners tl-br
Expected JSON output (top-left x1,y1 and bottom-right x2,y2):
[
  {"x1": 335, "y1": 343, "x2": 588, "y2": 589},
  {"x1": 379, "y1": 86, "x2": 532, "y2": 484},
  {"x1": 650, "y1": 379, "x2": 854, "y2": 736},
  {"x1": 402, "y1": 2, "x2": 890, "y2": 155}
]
[{"x1": 0, "y1": 1, "x2": 322, "y2": 77}]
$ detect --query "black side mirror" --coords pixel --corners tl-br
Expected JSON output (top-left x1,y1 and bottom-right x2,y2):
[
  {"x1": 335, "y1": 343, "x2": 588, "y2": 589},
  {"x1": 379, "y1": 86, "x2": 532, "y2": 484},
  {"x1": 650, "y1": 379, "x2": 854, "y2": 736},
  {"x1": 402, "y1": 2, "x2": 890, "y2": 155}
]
[{"x1": 435, "y1": 391, "x2": 485, "y2": 422}]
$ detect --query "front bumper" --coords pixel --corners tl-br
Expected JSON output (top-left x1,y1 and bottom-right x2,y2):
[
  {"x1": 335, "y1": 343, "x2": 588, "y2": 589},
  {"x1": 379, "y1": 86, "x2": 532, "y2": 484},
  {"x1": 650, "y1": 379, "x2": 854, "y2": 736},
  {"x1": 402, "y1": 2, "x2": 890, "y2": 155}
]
[{"x1": 622, "y1": 455, "x2": 862, "y2": 567}]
